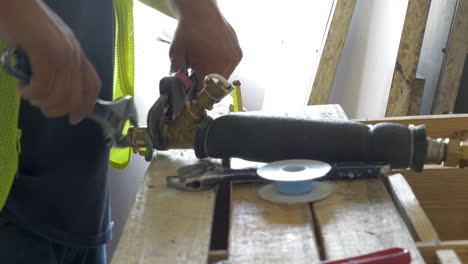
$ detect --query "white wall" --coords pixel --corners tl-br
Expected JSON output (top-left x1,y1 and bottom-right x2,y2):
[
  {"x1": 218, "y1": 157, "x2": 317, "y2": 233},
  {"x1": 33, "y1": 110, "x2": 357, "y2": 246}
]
[
  {"x1": 217, "y1": 0, "x2": 335, "y2": 111},
  {"x1": 127, "y1": 0, "x2": 336, "y2": 112},
  {"x1": 327, "y1": 0, "x2": 409, "y2": 119}
]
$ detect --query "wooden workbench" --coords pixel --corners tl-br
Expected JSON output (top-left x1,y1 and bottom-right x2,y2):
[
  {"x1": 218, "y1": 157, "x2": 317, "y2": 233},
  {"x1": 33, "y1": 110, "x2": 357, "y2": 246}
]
[{"x1": 111, "y1": 105, "x2": 468, "y2": 264}]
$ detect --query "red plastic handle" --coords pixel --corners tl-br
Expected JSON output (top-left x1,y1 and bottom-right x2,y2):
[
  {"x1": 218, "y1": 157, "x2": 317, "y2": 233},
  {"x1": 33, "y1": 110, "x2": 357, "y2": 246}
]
[
  {"x1": 174, "y1": 72, "x2": 190, "y2": 91},
  {"x1": 322, "y1": 248, "x2": 411, "y2": 264}
]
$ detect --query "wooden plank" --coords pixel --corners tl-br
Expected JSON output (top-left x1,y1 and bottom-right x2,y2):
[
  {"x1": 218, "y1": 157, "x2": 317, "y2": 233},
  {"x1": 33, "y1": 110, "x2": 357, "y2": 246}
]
[
  {"x1": 208, "y1": 250, "x2": 229, "y2": 264},
  {"x1": 418, "y1": 240, "x2": 468, "y2": 264},
  {"x1": 385, "y1": 173, "x2": 439, "y2": 242},
  {"x1": 355, "y1": 114, "x2": 468, "y2": 139},
  {"x1": 313, "y1": 179, "x2": 424, "y2": 263},
  {"x1": 111, "y1": 151, "x2": 217, "y2": 264},
  {"x1": 401, "y1": 169, "x2": 468, "y2": 240},
  {"x1": 432, "y1": 0, "x2": 468, "y2": 114},
  {"x1": 437, "y1": 249, "x2": 462, "y2": 264},
  {"x1": 407, "y1": 77, "x2": 426, "y2": 115},
  {"x1": 228, "y1": 104, "x2": 348, "y2": 263},
  {"x1": 228, "y1": 184, "x2": 320, "y2": 263},
  {"x1": 386, "y1": 0, "x2": 431, "y2": 117},
  {"x1": 307, "y1": 0, "x2": 357, "y2": 105}
]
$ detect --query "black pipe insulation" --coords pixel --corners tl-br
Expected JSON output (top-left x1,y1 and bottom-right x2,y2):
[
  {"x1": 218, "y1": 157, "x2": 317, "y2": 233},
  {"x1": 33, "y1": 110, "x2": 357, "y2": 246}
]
[{"x1": 194, "y1": 114, "x2": 427, "y2": 172}]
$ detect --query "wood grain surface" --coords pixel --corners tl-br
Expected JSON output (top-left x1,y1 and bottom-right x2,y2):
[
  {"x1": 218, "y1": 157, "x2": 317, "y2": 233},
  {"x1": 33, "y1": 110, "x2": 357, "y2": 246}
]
[
  {"x1": 313, "y1": 179, "x2": 424, "y2": 263},
  {"x1": 418, "y1": 240, "x2": 468, "y2": 264},
  {"x1": 112, "y1": 150, "x2": 217, "y2": 264},
  {"x1": 229, "y1": 184, "x2": 320, "y2": 263},
  {"x1": 386, "y1": 173, "x2": 439, "y2": 242},
  {"x1": 437, "y1": 249, "x2": 463, "y2": 264},
  {"x1": 401, "y1": 169, "x2": 468, "y2": 240}
]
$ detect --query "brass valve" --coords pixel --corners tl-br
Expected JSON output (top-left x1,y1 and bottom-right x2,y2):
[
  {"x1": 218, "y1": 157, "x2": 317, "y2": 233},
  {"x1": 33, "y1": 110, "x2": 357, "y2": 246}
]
[
  {"x1": 163, "y1": 74, "x2": 233, "y2": 149},
  {"x1": 126, "y1": 73, "x2": 233, "y2": 160}
]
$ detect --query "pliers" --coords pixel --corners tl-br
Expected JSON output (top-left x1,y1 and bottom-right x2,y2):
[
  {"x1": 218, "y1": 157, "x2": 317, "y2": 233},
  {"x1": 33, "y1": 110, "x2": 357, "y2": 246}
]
[
  {"x1": 167, "y1": 161, "x2": 263, "y2": 191},
  {"x1": 1, "y1": 47, "x2": 138, "y2": 148}
]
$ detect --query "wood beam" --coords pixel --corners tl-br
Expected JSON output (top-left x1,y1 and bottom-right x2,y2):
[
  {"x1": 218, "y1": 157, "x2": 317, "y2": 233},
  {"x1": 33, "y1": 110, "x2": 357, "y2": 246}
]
[
  {"x1": 437, "y1": 249, "x2": 462, "y2": 264},
  {"x1": 313, "y1": 179, "x2": 424, "y2": 263},
  {"x1": 307, "y1": 0, "x2": 357, "y2": 105},
  {"x1": 401, "y1": 169, "x2": 468, "y2": 240},
  {"x1": 418, "y1": 240, "x2": 468, "y2": 264},
  {"x1": 385, "y1": 173, "x2": 439, "y2": 242},
  {"x1": 355, "y1": 114, "x2": 468, "y2": 139},
  {"x1": 386, "y1": 0, "x2": 431, "y2": 117}
]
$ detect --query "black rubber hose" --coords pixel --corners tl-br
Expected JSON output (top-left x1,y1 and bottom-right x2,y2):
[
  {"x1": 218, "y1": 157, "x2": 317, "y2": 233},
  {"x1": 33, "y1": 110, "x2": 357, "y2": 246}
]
[{"x1": 194, "y1": 114, "x2": 427, "y2": 171}]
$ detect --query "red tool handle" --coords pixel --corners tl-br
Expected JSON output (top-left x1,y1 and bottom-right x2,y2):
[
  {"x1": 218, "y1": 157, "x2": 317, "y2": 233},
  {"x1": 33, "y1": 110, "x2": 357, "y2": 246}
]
[{"x1": 322, "y1": 248, "x2": 411, "y2": 264}]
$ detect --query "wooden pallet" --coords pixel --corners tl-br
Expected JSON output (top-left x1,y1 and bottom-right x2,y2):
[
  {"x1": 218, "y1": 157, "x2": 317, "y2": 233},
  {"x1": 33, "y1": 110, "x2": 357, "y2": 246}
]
[
  {"x1": 360, "y1": 114, "x2": 468, "y2": 264},
  {"x1": 112, "y1": 105, "x2": 468, "y2": 264}
]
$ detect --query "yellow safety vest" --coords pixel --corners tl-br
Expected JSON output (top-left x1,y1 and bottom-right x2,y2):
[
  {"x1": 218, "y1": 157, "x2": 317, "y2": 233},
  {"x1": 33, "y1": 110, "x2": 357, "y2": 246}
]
[
  {"x1": 0, "y1": 42, "x2": 22, "y2": 211},
  {"x1": 110, "y1": 0, "x2": 175, "y2": 168},
  {"x1": 0, "y1": 0, "x2": 137, "y2": 210},
  {"x1": 110, "y1": 0, "x2": 135, "y2": 169}
]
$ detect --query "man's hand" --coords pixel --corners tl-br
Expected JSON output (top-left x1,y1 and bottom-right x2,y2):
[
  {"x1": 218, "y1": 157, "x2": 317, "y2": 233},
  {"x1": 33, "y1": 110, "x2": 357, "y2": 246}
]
[
  {"x1": 169, "y1": 0, "x2": 242, "y2": 89},
  {"x1": 0, "y1": 0, "x2": 101, "y2": 125}
]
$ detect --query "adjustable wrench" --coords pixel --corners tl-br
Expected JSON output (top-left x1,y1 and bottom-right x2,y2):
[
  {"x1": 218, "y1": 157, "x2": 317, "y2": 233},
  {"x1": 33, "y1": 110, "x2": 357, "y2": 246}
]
[
  {"x1": 1, "y1": 47, "x2": 138, "y2": 148},
  {"x1": 167, "y1": 161, "x2": 391, "y2": 191}
]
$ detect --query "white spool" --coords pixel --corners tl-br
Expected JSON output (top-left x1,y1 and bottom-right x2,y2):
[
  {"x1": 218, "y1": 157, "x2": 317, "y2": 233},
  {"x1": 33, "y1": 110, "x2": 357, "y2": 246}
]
[{"x1": 256, "y1": 159, "x2": 334, "y2": 204}]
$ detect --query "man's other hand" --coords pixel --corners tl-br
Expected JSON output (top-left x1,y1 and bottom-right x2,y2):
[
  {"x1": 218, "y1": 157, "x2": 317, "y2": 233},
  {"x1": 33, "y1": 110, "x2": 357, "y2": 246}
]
[
  {"x1": 0, "y1": 0, "x2": 101, "y2": 125},
  {"x1": 169, "y1": 0, "x2": 242, "y2": 89}
]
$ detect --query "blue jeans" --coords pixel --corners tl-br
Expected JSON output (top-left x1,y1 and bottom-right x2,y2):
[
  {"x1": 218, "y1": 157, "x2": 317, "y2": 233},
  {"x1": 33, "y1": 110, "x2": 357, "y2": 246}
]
[{"x1": 0, "y1": 217, "x2": 106, "y2": 264}]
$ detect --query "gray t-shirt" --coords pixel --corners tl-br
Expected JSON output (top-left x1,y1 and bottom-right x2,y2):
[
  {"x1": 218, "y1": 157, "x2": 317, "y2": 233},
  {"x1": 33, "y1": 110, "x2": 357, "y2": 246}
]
[{"x1": 2, "y1": 0, "x2": 115, "y2": 247}]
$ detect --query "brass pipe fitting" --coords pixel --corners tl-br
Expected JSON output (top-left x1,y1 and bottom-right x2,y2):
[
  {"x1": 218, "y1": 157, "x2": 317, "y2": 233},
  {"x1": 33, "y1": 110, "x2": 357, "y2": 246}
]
[
  {"x1": 425, "y1": 137, "x2": 445, "y2": 164},
  {"x1": 127, "y1": 126, "x2": 151, "y2": 155},
  {"x1": 426, "y1": 137, "x2": 468, "y2": 167}
]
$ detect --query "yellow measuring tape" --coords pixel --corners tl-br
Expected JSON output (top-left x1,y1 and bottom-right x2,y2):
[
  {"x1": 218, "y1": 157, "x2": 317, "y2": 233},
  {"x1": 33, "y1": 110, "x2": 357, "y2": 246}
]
[{"x1": 232, "y1": 80, "x2": 243, "y2": 112}]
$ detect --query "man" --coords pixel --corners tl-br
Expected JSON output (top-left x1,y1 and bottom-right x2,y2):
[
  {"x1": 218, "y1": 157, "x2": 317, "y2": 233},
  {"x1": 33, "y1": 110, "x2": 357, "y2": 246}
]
[{"x1": 0, "y1": 0, "x2": 242, "y2": 263}]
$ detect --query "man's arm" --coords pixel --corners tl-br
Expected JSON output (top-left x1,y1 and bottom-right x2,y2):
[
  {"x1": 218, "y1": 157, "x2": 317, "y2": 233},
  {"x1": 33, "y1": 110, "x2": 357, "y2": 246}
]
[
  {"x1": 0, "y1": 0, "x2": 101, "y2": 125},
  {"x1": 138, "y1": 0, "x2": 243, "y2": 87}
]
